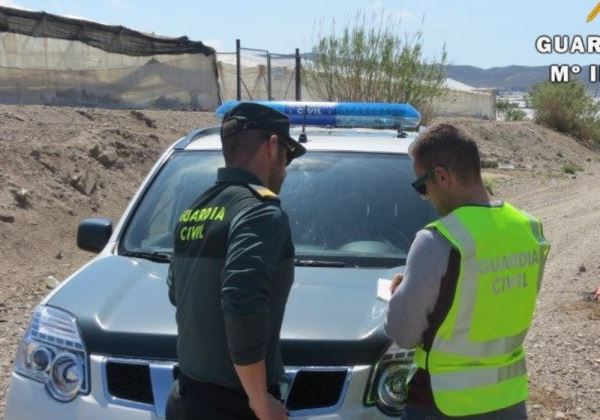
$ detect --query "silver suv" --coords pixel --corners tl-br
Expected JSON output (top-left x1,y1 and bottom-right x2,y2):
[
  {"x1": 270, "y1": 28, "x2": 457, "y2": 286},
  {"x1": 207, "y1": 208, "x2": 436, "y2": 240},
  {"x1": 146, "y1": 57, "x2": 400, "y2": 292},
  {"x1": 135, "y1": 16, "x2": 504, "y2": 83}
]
[{"x1": 5, "y1": 102, "x2": 436, "y2": 419}]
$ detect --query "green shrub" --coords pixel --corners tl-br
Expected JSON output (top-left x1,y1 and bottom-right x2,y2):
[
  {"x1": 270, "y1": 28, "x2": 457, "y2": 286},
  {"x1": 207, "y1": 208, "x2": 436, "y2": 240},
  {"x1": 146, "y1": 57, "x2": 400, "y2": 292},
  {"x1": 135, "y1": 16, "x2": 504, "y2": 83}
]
[
  {"x1": 496, "y1": 100, "x2": 526, "y2": 121},
  {"x1": 504, "y1": 108, "x2": 526, "y2": 121},
  {"x1": 528, "y1": 80, "x2": 600, "y2": 145},
  {"x1": 496, "y1": 100, "x2": 519, "y2": 111},
  {"x1": 561, "y1": 162, "x2": 583, "y2": 174},
  {"x1": 496, "y1": 100, "x2": 511, "y2": 111}
]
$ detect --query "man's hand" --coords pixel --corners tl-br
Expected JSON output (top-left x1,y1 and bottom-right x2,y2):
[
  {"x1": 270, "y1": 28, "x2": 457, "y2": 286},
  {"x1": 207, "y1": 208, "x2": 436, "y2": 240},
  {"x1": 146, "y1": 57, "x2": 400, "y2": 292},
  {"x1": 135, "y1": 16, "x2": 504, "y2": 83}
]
[
  {"x1": 234, "y1": 361, "x2": 287, "y2": 420},
  {"x1": 249, "y1": 394, "x2": 288, "y2": 420},
  {"x1": 390, "y1": 273, "x2": 404, "y2": 294}
]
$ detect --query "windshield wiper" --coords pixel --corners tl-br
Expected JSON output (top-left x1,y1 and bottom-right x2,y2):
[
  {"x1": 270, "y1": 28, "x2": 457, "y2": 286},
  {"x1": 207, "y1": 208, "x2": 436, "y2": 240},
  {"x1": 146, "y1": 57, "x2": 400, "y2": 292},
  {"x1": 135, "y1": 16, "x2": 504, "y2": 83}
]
[
  {"x1": 121, "y1": 250, "x2": 172, "y2": 263},
  {"x1": 294, "y1": 258, "x2": 354, "y2": 267}
]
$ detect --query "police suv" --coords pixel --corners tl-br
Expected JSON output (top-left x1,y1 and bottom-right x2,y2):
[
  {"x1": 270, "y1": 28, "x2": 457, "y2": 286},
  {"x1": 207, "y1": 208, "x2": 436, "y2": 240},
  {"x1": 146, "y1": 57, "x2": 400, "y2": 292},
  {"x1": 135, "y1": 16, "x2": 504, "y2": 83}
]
[{"x1": 5, "y1": 101, "x2": 437, "y2": 419}]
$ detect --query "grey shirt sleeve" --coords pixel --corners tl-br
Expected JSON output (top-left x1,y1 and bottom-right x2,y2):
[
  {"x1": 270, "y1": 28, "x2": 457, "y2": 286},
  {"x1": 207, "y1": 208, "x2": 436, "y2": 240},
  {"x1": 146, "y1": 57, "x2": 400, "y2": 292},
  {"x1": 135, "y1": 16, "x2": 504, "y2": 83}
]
[
  {"x1": 384, "y1": 229, "x2": 452, "y2": 349},
  {"x1": 221, "y1": 202, "x2": 287, "y2": 365}
]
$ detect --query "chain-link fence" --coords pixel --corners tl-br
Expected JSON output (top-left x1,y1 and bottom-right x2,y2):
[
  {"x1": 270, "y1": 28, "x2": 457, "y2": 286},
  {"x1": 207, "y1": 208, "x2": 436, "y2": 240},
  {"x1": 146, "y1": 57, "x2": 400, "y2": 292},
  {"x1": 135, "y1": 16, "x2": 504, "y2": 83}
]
[{"x1": 217, "y1": 40, "x2": 313, "y2": 102}]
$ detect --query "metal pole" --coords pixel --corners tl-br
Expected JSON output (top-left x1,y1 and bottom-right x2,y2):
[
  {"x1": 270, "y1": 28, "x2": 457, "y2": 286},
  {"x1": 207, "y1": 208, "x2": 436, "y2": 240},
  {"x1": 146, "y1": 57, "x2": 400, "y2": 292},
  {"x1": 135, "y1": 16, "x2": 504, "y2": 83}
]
[
  {"x1": 295, "y1": 48, "x2": 301, "y2": 101},
  {"x1": 267, "y1": 52, "x2": 272, "y2": 100},
  {"x1": 236, "y1": 39, "x2": 241, "y2": 101}
]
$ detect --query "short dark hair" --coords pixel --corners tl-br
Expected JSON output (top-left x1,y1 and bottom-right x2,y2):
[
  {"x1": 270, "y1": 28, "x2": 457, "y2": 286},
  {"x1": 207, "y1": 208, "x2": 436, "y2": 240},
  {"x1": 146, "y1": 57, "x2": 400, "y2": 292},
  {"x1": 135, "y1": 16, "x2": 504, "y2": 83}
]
[
  {"x1": 221, "y1": 129, "x2": 269, "y2": 166},
  {"x1": 409, "y1": 123, "x2": 481, "y2": 182}
]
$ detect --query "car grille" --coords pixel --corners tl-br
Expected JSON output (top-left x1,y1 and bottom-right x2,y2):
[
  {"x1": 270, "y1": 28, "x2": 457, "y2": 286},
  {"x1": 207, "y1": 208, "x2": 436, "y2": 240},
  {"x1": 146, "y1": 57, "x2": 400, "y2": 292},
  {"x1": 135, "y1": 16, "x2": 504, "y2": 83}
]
[
  {"x1": 106, "y1": 361, "x2": 154, "y2": 405},
  {"x1": 104, "y1": 360, "x2": 349, "y2": 413},
  {"x1": 286, "y1": 369, "x2": 348, "y2": 411}
]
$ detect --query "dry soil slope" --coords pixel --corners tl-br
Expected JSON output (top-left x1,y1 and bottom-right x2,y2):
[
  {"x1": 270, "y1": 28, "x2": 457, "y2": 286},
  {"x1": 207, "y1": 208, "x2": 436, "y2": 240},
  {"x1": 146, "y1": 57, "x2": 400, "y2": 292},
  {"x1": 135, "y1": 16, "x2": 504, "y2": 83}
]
[{"x1": 0, "y1": 108, "x2": 598, "y2": 419}]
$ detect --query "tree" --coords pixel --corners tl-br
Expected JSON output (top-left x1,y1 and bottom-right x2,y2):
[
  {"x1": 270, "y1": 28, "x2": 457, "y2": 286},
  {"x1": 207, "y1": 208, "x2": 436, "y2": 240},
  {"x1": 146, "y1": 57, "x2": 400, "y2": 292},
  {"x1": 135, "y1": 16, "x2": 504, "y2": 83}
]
[{"x1": 304, "y1": 11, "x2": 448, "y2": 121}]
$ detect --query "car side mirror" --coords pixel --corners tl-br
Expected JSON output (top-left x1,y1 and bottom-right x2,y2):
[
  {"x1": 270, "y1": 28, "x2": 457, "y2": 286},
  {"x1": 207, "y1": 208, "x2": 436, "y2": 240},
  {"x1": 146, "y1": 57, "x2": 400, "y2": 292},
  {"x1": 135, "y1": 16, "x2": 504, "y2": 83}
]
[{"x1": 77, "y1": 218, "x2": 113, "y2": 253}]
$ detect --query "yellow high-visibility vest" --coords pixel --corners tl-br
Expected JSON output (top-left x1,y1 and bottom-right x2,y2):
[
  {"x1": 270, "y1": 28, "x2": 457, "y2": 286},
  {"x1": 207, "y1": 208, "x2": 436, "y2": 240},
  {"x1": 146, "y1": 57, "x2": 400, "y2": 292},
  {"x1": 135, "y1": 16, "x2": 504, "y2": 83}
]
[{"x1": 414, "y1": 203, "x2": 550, "y2": 416}]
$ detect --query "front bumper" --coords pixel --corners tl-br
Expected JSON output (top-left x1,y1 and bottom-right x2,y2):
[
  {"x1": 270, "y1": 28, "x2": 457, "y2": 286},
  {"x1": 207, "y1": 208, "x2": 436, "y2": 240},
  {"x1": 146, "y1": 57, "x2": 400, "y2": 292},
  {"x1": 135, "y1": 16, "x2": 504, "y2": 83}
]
[
  {"x1": 6, "y1": 372, "x2": 161, "y2": 420},
  {"x1": 5, "y1": 355, "x2": 396, "y2": 420}
]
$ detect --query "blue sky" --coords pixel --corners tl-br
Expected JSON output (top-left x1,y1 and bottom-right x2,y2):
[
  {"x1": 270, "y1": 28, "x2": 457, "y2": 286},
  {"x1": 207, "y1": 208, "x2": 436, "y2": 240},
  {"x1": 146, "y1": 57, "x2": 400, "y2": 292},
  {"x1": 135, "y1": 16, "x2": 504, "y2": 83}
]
[{"x1": 3, "y1": 0, "x2": 600, "y2": 68}]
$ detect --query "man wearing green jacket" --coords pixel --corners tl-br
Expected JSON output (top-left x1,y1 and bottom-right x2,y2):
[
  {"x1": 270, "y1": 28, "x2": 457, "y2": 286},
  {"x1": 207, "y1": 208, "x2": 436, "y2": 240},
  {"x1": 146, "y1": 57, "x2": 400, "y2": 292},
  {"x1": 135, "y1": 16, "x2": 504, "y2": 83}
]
[
  {"x1": 167, "y1": 102, "x2": 305, "y2": 420},
  {"x1": 385, "y1": 123, "x2": 550, "y2": 419}
]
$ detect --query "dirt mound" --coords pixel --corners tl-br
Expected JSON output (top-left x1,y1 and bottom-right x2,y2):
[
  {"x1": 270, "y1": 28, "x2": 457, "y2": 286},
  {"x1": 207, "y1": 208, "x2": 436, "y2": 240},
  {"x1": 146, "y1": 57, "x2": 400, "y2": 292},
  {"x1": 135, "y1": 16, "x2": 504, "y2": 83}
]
[
  {"x1": 433, "y1": 117, "x2": 597, "y2": 174},
  {"x1": 0, "y1": 107, "x2": 599, "y2": 418},
  {"x1": 0, "y1": 107, "x2": 213, "y2": 277}
]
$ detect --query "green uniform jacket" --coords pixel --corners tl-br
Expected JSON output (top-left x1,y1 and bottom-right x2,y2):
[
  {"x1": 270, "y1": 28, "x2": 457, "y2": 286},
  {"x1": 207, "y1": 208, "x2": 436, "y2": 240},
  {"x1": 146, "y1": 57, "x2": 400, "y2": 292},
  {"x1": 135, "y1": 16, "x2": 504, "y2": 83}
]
[{"x1": 168, "y1": 167, "x2": 294, "y2": 389}]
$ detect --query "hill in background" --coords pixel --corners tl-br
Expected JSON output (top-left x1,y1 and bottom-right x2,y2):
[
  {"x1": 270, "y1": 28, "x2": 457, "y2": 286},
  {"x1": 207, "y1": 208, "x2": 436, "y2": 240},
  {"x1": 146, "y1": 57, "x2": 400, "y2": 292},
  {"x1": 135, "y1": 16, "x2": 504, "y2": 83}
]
[{"x1": 447, "y1": 65, "x2": 600, "y2": 94}]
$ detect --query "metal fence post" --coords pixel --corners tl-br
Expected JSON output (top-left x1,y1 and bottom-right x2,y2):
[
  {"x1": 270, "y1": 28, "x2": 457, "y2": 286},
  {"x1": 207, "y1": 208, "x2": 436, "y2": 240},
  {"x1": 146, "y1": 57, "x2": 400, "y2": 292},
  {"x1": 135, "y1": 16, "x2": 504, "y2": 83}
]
[
  {"x1": 295, "y1": 48, "x2": 301, "y2": 101},
  {"x1": 267, "y1": 52, "x2": 272, "y2": 100},
  {"x1": 236, "y1": 39, "x2": 241, "y2": 101}
]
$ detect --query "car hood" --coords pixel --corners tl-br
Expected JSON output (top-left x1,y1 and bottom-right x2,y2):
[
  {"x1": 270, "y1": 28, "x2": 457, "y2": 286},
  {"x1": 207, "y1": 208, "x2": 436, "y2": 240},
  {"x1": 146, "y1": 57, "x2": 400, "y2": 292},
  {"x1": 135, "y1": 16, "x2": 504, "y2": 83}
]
[{"x1": 48, "y1": 255, "x2": 401, "y2": 365}]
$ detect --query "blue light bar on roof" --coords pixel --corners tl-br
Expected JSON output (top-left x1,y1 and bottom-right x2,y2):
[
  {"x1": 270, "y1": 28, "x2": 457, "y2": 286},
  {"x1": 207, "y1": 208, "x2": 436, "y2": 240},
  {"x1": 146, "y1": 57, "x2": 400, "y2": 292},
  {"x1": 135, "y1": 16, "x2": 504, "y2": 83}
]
[{"x1": 215, "y1": 100, "x2": 421, "y2": 129}]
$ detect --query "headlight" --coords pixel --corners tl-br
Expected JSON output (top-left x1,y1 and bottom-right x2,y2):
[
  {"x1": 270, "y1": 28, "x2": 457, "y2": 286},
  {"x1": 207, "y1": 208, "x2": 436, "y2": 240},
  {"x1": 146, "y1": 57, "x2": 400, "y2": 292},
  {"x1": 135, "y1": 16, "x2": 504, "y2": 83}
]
[
  {"x1": 364, "y1": 343, "x2": 415, "y2": 416},
  {"x1": 15, "y1": 305, "x2": 89, "y2": 402}
]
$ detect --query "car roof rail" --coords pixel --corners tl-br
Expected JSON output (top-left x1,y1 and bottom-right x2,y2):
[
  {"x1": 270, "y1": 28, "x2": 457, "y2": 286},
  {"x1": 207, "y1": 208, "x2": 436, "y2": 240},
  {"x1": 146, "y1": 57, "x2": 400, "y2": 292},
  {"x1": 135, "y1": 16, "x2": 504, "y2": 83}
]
[{"x1": 174, "y1": 126, "x2": 221, "y2": 150}]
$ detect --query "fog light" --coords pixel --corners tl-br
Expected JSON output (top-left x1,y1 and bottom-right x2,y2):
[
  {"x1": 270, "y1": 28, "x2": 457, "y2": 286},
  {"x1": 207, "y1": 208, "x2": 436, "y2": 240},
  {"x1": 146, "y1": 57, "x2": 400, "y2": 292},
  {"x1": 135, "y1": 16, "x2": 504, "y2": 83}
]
[
  {"x1": 364, "y1": 344, "x2": 414, "y2": 415},
  {"x1": 377, "y1": 364, "x2": 409, "y2": 414}
]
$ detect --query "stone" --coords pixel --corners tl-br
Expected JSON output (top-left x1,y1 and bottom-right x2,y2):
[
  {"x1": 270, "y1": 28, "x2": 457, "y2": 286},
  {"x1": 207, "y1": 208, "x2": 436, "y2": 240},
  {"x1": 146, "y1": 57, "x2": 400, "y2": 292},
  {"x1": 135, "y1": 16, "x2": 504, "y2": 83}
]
[
  {"x1": 89, "y1": 144, "x2": 102, "y2": 158},
  {"x1": 97, "y1": 150, "x2": 118, "y2": 168},
  {"x1": 481, "y1": 159, "x2": 499, "y2": 169},
  {"x1": 498, "y1": 163, "x2": 515, "y2": 170},
  {"x1": 11, "y1": 188, "x2": 31, "y2": 208},
  {"x1": 45, "y1": 276, "x2": 59, "y2": 289},
  {"x1": 76, "y1": 109, "x2": 94, "y2": 121},
  {"x1": 0, "y1": 213, "x2": 15, "y2": 223},
  {"x1": 70, "y1": 169, "x2": 97, "y2": 196}
]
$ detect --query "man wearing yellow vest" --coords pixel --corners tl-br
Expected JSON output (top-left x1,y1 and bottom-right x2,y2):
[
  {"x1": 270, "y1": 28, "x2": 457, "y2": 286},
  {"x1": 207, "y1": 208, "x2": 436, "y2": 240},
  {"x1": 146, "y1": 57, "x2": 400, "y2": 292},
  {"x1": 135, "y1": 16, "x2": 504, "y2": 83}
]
[{"x1": 385, "y1": 123, "x2": 550, "y2": 419}]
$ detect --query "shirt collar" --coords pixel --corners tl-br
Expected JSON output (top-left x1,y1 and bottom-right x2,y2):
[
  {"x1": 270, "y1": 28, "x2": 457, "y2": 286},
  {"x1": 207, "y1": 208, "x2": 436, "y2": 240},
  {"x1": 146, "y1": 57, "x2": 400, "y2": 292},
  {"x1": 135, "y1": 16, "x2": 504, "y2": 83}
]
[{"x1": 217, "y1": 167, "x2": 264, "y2": 186}]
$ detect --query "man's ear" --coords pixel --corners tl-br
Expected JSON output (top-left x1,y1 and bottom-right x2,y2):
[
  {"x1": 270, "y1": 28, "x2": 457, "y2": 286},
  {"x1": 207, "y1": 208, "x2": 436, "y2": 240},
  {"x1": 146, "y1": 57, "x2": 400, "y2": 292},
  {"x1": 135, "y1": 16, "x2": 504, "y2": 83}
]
[
  {"x1": 435, "y1": 166, "x2": 451, "y2": 187},
  {"x1": 267, "y1": 134, "x2": 279, "y2": 159}
]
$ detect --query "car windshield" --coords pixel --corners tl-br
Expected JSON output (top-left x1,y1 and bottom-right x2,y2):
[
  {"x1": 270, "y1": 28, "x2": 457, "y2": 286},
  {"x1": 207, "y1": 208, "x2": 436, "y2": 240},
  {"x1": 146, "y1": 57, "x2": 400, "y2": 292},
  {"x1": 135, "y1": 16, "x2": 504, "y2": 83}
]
[{"x1": 120, "y1": 150, "x2": 437, "y2": 267}]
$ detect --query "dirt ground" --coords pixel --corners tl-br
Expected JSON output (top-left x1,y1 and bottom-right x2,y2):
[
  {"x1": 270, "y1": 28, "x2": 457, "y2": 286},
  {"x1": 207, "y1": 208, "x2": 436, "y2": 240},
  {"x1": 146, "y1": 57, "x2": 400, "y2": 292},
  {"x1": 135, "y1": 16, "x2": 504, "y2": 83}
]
[{"x1": 0, "y1": 106, "x2": 599, "y2": 419}]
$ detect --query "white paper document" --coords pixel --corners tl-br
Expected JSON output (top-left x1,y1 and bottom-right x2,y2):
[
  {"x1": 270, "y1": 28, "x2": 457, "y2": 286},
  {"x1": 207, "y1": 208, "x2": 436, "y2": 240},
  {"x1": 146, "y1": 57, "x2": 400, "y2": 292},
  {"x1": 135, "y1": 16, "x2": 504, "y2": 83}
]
[{"x1": 377, "y1": 278, "x2": 392, "y2": 302}]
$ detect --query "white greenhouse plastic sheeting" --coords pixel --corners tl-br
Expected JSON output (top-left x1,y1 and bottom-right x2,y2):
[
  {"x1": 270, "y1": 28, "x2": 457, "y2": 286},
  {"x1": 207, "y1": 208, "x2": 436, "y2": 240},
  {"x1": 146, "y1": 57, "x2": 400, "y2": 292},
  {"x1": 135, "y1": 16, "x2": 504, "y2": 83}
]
[{"x1": 0, "y1": 6, "x2": 220, "y2": 110}]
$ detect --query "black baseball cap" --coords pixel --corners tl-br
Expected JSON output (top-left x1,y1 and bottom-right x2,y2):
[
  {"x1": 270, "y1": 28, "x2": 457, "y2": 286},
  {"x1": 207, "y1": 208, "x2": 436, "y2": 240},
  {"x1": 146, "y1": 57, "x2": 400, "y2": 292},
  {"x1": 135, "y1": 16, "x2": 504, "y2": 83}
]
[{"x1": 220, "y1": 102, "x2": 306, "y2": 165}]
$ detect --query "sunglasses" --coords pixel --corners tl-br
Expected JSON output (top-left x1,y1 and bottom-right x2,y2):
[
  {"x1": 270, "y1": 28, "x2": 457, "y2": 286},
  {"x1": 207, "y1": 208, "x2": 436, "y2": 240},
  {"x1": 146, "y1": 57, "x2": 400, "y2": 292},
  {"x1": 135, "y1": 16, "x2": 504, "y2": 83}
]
[
  {"x1": 411, "y1": 166, "x2": 447, "y2": 195},
  {"x1": 222, "y1": 116, "x2": 295, "y2": 166},
  {"x1": 277, "y1": 139, "x2": 295, "y2": 166},
  {"x1": 262, "y1": 131, "x2": 294, "y2": 166}
]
